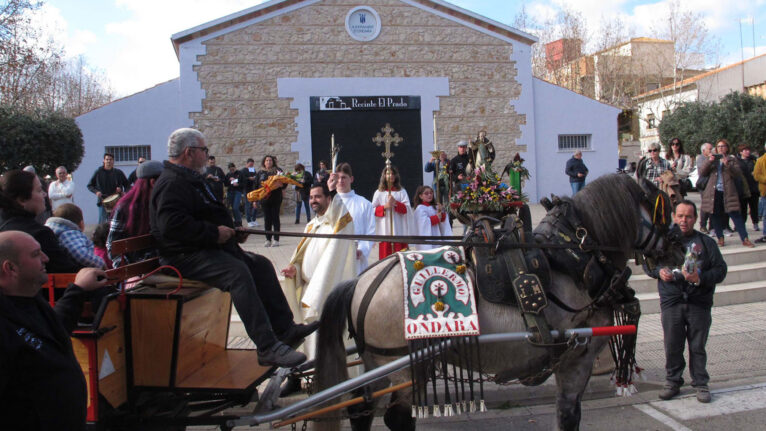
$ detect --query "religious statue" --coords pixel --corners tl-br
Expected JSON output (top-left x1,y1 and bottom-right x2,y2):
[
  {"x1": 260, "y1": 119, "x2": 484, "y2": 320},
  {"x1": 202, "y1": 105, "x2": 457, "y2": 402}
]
[{"x1": 468, "y1": 129, "x2": 496, "y2": 172}]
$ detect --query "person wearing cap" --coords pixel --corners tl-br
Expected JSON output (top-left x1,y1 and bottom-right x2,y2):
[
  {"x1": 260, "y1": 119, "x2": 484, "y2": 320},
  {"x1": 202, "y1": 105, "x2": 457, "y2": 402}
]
[
  {"x1": 565, "y1": 150, "x2": 589, "y2": 195},
  {"x1": 106, "y1": 160, "x2": 164, "y2": 267},
  {"x1": 449, "y1": 140, "x2": 471, "y2": 188}
]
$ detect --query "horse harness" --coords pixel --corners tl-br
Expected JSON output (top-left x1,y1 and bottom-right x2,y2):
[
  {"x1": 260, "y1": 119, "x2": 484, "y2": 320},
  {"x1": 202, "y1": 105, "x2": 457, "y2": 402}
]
[{"x1": 350, "y1": 192, "x2": 670, "y2": 360}]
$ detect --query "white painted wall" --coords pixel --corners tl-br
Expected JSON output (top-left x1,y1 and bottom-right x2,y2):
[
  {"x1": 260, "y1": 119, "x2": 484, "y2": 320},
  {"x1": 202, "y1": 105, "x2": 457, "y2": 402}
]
[
  {"x1": 73, "y1": 79, "x2": 183, "y2": 224},
  {"x1": 509, "y1": 37, "x2": 538, "y2": 201},
  {"x1": 532, "y1": 78, "x2": 621, "y2": 200}
]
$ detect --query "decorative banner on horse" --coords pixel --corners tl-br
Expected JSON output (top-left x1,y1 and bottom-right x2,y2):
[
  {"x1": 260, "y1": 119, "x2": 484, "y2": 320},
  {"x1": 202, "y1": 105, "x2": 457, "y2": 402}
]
[
  {"x1": 397, "y1": 246, "x2": 485, "y2": 419},
  {"x1": 399, "y1": 247, "x2": 480, "y2": 339}
]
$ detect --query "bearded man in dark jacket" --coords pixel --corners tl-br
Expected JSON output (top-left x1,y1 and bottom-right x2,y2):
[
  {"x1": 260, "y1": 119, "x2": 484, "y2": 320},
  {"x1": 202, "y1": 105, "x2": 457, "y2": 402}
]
[{"x1": 150, "y1": 128, "x2": 317, "y2": 368}]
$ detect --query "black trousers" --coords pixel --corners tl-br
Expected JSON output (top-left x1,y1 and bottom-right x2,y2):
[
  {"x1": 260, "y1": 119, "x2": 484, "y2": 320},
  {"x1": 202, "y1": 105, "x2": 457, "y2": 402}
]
[
  {"x1": 263, "y1": 200, "x2": 281, "y2": 241},
  {"x1": 160, "y1": 248, "x2": 293, "y2": 349},
  {"x1": 661, "y1": 302, "x2": 712, "y2": 388},
  {"x1": 740, "y1": 194, "x2": 760, "y2": 225}
]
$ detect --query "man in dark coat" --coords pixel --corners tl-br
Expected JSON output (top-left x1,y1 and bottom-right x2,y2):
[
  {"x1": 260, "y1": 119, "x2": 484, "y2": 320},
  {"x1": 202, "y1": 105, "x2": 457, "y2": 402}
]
[
  {"x1": 736, "y1": 144, "x2": 759, "y2": 232},
  {"x1": 564, "y1": 150, "x2": 588, "y2": 195},
  {"x1": 150, "y1": 128, "x2": 317, "y2": 367},
  {"x1": 647, "y1": 200, "x2": 727, "y2": 403},
  {"x1": 449, "y1": 140, "x2": 471, "y2": 187},
  {"x1": 87, "y1": 153, "x2": 130, "y2": 224},
  {"x1": 0, "y1": 230, "x2": 108, "y2": 431},
  {"x1": 204, "y1": 155, "x2": 226, "y2": 202}
]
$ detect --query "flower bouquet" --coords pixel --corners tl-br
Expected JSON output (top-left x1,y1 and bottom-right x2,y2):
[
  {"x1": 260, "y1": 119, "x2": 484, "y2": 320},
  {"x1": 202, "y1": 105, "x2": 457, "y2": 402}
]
[{"x1": 450, "y1": 165, "x2": 524, "y2": 220}]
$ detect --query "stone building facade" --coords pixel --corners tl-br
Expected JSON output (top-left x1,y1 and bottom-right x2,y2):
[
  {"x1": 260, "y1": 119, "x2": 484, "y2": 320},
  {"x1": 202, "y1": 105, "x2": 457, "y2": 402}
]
[{"x1": 74, "y1": 0, "x2": 620, "y2": 223}]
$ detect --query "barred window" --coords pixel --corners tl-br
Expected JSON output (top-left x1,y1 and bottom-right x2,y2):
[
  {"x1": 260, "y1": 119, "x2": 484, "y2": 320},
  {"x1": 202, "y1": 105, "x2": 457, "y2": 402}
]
[
  {"x1": 104, "y1": 145, "x2": 151, "y2": 163},
  {"x1": 557, "y1": 134, "x2": 591, "y2": 151}
]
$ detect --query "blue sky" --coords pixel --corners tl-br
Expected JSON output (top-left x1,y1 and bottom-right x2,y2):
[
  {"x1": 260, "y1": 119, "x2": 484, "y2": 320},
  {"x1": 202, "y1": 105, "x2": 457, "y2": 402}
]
[{"x1": 39, "y1": 0, "x2": 766, "y2": 97}]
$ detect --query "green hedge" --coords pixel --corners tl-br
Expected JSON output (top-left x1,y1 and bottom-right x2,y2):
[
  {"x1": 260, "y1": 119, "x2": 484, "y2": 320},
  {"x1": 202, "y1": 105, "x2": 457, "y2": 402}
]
[
  {"x1": 658, "y1": 92, "x2": 766, "y2": 156},
  {"x1": 0, "y1": 106, "x2": 84, "y2": 175}
]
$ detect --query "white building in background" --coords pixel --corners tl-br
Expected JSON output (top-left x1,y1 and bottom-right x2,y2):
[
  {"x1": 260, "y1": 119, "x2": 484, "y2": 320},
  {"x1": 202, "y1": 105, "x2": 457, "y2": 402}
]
[
  {"x1": 634, "y1": 53, "x2": 766, "y2": 151},
  {"x1": 74, "y1": 0, "x2": 620, "y2": 223}
]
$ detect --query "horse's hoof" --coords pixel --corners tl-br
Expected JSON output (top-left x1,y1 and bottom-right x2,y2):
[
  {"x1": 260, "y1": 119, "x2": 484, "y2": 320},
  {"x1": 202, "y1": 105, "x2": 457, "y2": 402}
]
[{"x1": 384, "y1": 403, "x2": 416, "y2": 431}]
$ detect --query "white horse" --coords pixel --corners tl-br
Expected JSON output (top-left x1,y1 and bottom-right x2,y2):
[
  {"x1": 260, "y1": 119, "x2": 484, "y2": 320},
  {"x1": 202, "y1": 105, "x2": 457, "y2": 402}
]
[{"x1": 314, "y1": 174, "x2": 682, "y2": 431}]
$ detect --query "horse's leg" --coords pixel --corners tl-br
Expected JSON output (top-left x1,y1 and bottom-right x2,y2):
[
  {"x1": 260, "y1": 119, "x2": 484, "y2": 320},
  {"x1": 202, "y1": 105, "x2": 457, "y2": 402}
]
[
  {"x1": 347, "y1": 354, "x2": 388, "y2": 431},
  {"x1": 552, "y1": 337, "x2": 609, "y2": 431},
  {"x1": 383, "y1": 369, "x2": 416, "y2": 431}
]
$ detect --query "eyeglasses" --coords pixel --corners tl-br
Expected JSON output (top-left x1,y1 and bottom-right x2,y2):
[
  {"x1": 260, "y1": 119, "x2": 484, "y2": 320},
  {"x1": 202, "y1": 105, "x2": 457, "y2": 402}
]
[
  {"x1": 648, "y1": 149, "x2": 659, "y2": 152},
  {"x1": 189, "y1": 146, "x2": 209, "y2": 154},
  {"x1": 671, "y1": 142, "x2": 680, "y2": 146}
]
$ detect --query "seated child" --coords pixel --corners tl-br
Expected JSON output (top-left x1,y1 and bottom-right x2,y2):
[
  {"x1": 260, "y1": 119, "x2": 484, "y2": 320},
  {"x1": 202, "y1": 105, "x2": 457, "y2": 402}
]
[
  {"x1": 45, "y1": 203, "x2": 106, "y2": 269},
  {"x1": 92, "y1": 222, "x2": 113, "y2": 269}
]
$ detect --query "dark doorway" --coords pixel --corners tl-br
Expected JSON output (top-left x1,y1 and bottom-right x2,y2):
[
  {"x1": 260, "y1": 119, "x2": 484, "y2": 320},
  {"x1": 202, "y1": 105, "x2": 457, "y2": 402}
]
[{"x1": 310, "y1": 106, "x2": 422, "y2": 202}]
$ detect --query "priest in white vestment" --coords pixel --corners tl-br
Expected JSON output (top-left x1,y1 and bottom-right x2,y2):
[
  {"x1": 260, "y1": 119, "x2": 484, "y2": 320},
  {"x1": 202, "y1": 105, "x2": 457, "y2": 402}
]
[
  {"x1": 281, "y1": 185, "x2": 357, "y2": 324},
  {"x1": 413, "y1": 185, "x2": 452, "y2": 250},
  {"x1": 328, "y1": 163, "x2": 375, "y2": 274},
  {"x1": 371, "y1": 166, "x2": 414, "y2": 258}
]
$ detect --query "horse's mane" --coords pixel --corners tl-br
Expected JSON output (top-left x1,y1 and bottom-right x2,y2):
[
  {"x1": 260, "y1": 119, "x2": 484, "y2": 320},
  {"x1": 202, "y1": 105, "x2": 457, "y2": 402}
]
[{"x1": 571, "y1": 174, "x2": 643, "y2": 251}]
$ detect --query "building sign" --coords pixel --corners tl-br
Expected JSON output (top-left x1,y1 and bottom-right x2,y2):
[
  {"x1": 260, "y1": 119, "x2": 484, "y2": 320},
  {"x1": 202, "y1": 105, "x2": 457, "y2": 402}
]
[
  {"x1": 311, "y1": 96, "x2": 420, "y2": 111},
  {"x1": 345, "y1": 6, "x2": 381, "y2": 42}
]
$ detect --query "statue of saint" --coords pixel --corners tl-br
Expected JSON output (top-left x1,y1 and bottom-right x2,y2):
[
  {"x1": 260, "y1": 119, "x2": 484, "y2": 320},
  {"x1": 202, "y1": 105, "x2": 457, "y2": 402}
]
[{"x1": 468, "y1": 130, "x2": 496, "y2": 172}]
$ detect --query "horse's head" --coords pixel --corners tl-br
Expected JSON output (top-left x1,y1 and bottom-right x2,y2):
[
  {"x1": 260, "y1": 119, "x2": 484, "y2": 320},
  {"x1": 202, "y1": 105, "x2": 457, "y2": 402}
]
[
  {"x1": 659, "y1": 170, "x2": 682, "y2": 207},
  {"x1": 636, "y1": 178, "x2": 685, "y2": 267}
]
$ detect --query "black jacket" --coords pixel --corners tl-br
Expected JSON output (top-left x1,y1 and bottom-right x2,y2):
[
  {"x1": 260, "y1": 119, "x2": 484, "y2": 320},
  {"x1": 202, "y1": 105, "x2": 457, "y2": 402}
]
[
  {"x1": 240, "y1": 166, "x2": 259, "y2": 192},
  {"x1": 0, "y1": 284, "x2": 88, "y2": 431},
  {"x1": 204, "y1": 165, "x2": 226, "y2": 201},
  {"x1": 449, "y1": 153, "x2": 471, "y2": 183},
  {"x1": 736, "y1": 154, "x2": 758, "y2": 194},
  {"x1": 87, "y1": 167, "x2": 129, "y2": 205},
  {"x1": 565, "y1": 157, "x2": 588, "y2": 183},
  {"x1": 0, "y1": 208, "x2": 81, "y2": 273},
  {"x1": 225, "y1": 170, "x2": 244, "y2": 193},
  {"x1": 151, "y1": 161, "x2": 238, "y2": 257},
  {"x1": 648, "y1": 230, "x2": 727, "y2": 310},
  {"x1": 296, "y1": 170, "x2": 313, "y2": 200}
]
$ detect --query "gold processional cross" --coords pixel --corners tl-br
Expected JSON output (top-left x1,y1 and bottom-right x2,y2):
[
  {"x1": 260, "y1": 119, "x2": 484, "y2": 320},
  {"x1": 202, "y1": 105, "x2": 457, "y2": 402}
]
[{"x1": 372, "y1": 123, "x2": 404, "y2": 161}]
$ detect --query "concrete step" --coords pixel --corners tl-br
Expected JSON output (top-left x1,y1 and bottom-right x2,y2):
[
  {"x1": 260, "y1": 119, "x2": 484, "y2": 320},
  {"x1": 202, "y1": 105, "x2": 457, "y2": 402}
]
[
  {"x1": 628, "y1": 243, "x2": 766, "y2": 274},
  {"x1": 630, "y1": 261, "x2": 766, "y2": 294},
  {"x1": 636, "y1": 280, "x2": 766, "y2": 314}
]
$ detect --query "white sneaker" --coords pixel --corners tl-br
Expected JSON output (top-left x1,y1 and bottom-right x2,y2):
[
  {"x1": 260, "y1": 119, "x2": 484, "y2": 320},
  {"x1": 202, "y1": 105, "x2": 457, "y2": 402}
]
[
  {"x1": 248, "y1": 221, "x2": 256, "y2": 228},
  {"x1": 271, "y1": 241, "x2": 279, "y2": 247},
  {"x1": 253, "y1": 220, "x2": 260, "y2": 226},
  {"x1": 263, "y1": 240, "x2": 271, "y2": 247},
  {"x1": 723, "y1": 229, "x2": 734, "y2": 237}
]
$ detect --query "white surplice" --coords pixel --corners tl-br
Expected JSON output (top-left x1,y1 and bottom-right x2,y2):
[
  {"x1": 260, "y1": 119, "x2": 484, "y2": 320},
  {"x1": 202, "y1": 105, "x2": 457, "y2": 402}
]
[
  {"x1": 413, "y1": 203, "x2": 452, "y2": 250},
  {"x1": 371, "y1": 189, "x2": 414, "y2": 238},
  {"x1": 337, "y1": 190, "x2": 375, "y2": 274}
]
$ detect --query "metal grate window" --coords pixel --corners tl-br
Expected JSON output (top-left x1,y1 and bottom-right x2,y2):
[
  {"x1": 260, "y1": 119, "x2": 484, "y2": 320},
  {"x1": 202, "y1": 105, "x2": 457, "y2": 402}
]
[
  {"x1": 557, "y1": 135, "x2": 591, "y2": 151},
  {"x1": 105, "y1": 145, "x2": 151, "y2": 163}
]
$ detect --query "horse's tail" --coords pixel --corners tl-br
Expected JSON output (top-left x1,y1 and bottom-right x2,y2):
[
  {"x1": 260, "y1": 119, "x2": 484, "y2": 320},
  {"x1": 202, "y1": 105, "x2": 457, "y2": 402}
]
[{"x1": 314, "y1": 279, "x2": 357, "y2": 431}]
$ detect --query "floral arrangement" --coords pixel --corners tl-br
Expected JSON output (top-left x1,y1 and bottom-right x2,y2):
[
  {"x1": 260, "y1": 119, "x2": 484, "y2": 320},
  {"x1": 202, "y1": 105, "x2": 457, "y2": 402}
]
[{"x1": 450, "y1": 165, "x2": 524, "y2": 214}]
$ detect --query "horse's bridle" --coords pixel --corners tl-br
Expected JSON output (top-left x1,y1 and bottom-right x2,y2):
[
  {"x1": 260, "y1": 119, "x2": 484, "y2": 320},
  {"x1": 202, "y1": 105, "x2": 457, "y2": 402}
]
[{"x1": 635, "y1": 192, "x2": 672, "y2": 258}]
